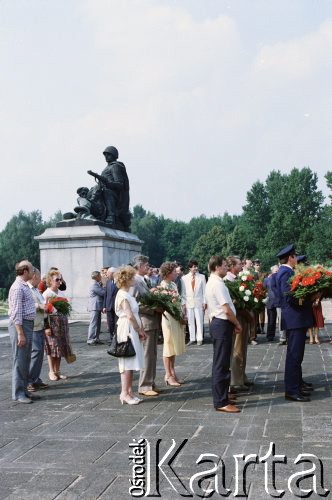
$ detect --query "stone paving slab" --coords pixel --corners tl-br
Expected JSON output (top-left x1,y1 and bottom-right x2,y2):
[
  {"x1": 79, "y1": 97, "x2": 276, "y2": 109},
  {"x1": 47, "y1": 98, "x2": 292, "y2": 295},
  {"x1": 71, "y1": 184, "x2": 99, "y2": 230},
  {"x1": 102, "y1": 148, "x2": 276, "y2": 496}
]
[{"x1": 0, "y1": 323, "x2": 332, "y2": 499}]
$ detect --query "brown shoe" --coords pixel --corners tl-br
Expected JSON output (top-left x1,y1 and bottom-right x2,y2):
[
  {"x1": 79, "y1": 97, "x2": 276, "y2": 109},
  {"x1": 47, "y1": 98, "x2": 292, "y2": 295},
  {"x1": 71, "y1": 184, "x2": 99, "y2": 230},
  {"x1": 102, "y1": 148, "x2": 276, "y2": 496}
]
[
  {"x1": 216, "y1": 404, "x2": 241, "y2": 413},
  {"x1": 138, "y1": 390, "x2": 159, "y2": 396}
]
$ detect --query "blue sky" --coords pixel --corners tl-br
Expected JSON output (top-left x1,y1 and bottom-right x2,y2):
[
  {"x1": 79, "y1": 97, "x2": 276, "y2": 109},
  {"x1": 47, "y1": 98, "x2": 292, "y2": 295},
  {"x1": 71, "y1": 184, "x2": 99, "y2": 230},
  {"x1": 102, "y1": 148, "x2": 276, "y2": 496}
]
[{"x1": 1, "y1": 0, "x2": 331, "y2": 228}]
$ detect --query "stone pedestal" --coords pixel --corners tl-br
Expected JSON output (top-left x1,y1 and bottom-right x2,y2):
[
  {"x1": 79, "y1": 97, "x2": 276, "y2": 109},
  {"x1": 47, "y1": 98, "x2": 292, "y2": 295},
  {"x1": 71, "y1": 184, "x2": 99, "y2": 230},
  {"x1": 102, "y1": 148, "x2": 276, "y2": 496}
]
[{"x1": 35, "y1": 224, "x2": 142, "y2": 319}]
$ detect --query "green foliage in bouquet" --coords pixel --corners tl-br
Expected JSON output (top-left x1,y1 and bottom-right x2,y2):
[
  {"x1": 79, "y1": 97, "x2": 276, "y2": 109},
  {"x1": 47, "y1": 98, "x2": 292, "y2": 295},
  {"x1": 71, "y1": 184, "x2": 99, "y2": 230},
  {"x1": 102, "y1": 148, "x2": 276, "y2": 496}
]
[
  {"x1": 225, "y1": 271, "x2": 268, "y2": 312},
  {"x1": 46, "y1": 297, "x2": 72, "y2": 316},
  {"x1": 139, "y1": 286, "x2": 182, "y2": 321}
]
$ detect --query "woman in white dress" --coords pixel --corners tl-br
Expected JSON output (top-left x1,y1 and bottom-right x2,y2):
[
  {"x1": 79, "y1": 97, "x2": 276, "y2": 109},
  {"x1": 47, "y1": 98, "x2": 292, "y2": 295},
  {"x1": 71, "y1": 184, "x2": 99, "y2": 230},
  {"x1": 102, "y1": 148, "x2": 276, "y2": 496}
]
[
  {"x1": 114, "y1": 266, "x2": 146, "y2": 405},
  {"x1": 159, "y1": 262, "x2": 185, "y2": 387}
]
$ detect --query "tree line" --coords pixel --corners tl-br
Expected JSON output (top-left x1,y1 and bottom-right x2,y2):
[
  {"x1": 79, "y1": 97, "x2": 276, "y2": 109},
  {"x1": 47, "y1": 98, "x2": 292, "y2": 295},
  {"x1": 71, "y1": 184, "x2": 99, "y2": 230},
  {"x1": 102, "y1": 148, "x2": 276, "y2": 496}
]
[
  {"x1": 132, "y1": 168, "x2": 332, "y2": 271},
  {"x1": 1, "y1": 167, "x2": 331, "y2": 296}
]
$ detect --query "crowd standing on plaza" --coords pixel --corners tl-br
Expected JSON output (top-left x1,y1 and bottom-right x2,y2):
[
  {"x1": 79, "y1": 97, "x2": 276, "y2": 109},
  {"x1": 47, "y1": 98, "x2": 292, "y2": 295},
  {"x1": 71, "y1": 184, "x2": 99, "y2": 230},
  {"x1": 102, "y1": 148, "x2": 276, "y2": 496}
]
[{"x1": 7, "y1": 245, "x2": 329, "y2": 410}]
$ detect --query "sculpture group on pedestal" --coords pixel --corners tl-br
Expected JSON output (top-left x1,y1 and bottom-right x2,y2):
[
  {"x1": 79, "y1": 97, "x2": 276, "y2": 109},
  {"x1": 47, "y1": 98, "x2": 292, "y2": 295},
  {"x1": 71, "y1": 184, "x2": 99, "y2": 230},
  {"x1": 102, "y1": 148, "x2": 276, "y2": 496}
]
[{"x1": 63, "y1": 146, "x2": 131, "y2": 232}]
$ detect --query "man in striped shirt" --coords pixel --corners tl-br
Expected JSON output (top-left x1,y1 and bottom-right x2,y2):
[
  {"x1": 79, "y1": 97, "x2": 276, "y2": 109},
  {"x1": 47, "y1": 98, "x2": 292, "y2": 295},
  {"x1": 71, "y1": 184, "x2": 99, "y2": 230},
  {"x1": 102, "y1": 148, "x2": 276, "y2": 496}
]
[{"x1": 8, "y1": 260, "x2": 36, "y2": 404}]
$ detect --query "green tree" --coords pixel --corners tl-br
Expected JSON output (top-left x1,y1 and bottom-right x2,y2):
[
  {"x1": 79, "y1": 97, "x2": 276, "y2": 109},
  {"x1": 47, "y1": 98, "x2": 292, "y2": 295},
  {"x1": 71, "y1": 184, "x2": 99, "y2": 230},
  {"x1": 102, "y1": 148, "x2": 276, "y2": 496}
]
[
  {"x1": 192, "y1": 226, "x2": 228, "y2": 272},
  {"x1": 242, "y1": 181, "x2": 270, "y2": 241},
  {"x1": 227, "y1": 223, "x2": 256, "y2": 259},
  {"x1": 161, "y1": 220, "x2": 188, "y2": 263},
  {"x1": 132, "y1": 204, "x2": 147, "y2": 220},
  {"x1": 0, "y1": 210, "x2": 63, "y2": 291},
  {"x1": 46, "y1": 210, "x2": 64, "y2": 226},
  {"x1": 305, "y1": 205, "x2": 332, "y2": 262},
  {"x1": 325, "y1": 171, "x2": 332, "y2": 199},
  {"x1": 264, "y1": 168, "x2": 323, "y2": 257},
  {"x1": 131, "y1": 207, "x2": 165, "y2": 264}
]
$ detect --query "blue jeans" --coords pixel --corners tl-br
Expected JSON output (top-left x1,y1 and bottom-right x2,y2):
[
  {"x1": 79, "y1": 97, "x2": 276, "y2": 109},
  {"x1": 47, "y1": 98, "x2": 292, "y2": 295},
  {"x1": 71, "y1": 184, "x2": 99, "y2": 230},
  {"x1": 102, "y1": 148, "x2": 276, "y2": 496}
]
[
  {"x1": 29, "y1": 329, "x2": 45, "y2": 384},
  {"x1": 210, "y1": 318, "x2": 234, "y2": 408},
  {"x1": 9, "y1": 320, "x2": 33, "y2": 400}
]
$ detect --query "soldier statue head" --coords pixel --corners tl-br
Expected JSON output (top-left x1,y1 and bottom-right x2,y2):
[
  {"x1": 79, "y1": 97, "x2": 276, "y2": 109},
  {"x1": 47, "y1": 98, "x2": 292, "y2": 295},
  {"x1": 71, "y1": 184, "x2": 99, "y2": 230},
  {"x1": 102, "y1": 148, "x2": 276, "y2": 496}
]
[{"x1": 103, "y1": 146, "x2": 119, "y2": 163}]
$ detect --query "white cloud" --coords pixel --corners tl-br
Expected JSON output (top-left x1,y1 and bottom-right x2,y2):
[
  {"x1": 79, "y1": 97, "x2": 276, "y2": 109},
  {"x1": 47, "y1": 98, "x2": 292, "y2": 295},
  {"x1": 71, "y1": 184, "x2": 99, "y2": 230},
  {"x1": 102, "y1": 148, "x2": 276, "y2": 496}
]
[{"x1": 252, "y1": 20, "x2": 332, "y2": 81}]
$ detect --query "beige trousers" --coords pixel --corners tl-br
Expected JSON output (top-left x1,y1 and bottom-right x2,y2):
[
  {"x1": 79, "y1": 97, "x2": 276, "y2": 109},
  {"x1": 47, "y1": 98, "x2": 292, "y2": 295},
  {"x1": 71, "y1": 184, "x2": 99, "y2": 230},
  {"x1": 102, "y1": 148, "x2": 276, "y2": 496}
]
[{"x1": 230, "y1": 311, "x2": 252, "y2": 386}]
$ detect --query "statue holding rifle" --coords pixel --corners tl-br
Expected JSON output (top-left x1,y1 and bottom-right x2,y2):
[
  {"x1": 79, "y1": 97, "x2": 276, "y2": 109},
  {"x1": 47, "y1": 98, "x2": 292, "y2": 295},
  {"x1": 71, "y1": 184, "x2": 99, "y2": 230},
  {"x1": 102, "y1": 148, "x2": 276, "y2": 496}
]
[
  {"x1": 62, "y1": 146, "x2": 131, "y2": 231},
  {"x1": 87, "y1": 146, "x2": 130, "y2": 231}
]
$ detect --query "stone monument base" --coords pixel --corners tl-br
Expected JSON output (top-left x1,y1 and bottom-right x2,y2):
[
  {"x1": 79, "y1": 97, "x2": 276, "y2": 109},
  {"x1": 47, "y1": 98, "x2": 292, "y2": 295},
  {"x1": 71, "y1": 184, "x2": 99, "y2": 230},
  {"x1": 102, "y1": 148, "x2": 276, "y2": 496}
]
[{"x1": 35, "y1": 224, "x2": 142, "y2": 319}]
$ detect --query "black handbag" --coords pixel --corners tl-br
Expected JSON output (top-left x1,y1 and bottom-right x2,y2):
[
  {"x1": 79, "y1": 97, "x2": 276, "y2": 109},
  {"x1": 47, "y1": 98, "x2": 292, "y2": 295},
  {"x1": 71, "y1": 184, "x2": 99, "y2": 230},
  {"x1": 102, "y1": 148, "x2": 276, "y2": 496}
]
[{"x1": 107, "y1": 332, "x2": 136, "y2": 358}]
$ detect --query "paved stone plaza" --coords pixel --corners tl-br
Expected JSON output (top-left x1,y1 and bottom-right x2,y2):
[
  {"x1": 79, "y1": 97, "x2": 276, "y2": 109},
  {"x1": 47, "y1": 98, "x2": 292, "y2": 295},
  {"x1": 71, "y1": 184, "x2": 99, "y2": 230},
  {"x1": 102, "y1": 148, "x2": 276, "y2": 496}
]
[{"x1": 1, "y1": 319, "x2": 332, "y2": 499}]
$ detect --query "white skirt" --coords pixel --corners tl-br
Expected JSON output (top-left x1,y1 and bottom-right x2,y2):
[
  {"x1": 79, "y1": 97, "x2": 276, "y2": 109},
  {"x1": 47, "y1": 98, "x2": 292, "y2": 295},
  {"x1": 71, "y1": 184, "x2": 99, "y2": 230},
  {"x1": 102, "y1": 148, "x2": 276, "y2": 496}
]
[{"x1": 117, "y1": 317, "x2": 145, "y2": 373}]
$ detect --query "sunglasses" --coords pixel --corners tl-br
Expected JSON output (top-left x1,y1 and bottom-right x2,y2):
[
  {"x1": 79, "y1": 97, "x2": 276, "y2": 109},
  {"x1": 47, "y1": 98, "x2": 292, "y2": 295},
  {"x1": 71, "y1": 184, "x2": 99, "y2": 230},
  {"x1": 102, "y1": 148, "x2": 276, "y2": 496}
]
[{"x1": 55, "y1": 278, "x2": 62, "y2": 282}]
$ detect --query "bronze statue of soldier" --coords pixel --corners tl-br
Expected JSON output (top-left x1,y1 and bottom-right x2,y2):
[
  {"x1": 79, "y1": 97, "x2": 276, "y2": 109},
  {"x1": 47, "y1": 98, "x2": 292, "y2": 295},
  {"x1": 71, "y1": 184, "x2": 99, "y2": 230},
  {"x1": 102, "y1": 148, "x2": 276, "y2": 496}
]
[{"x1": 87, "y1": 146, "x2": 131, "y2": 231}]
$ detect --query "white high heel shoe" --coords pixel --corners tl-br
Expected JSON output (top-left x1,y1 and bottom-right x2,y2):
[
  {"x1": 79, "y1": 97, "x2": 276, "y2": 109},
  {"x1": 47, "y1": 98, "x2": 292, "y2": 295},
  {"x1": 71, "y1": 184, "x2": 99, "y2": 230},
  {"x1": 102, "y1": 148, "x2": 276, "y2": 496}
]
[
  {"x1": 131, "y1": 396, "x2": 143, "y2": 402},
  {"x1": 119, "y1": 395, "x2": 140, "y2": 405}
]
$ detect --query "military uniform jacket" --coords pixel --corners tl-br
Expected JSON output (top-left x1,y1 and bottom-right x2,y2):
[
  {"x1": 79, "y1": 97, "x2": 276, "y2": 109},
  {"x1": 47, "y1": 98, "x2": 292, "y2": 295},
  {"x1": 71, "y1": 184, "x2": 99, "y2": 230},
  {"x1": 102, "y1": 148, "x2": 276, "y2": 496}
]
[{"x1": 275, "y1": 265, "x2": 313, "y2": 330}]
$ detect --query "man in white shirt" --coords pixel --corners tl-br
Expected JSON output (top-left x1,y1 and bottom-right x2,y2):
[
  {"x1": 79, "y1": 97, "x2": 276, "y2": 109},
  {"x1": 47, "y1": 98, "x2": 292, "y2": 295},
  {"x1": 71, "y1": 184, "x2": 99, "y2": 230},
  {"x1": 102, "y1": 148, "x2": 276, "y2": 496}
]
[
  {"x1": 181, "y1": 260, "x2": 206, "y2": 346},
  {"x1": 205, "y1": 255, "x2": 242, "y2": 413}
]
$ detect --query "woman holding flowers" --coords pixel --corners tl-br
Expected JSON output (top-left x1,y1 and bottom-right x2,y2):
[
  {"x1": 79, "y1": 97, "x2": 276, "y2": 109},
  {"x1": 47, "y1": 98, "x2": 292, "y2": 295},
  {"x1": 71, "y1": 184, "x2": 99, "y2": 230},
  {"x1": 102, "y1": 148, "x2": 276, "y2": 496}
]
[
  {"x1": 159, "y1": 261, "x2": 185, "y2": 387},
  {"x1": 114, "y1": 266, "x2": 146, "y2": 405},
  {"x1": 43, "y1": 270, "x2": 72, "y2": 381}
]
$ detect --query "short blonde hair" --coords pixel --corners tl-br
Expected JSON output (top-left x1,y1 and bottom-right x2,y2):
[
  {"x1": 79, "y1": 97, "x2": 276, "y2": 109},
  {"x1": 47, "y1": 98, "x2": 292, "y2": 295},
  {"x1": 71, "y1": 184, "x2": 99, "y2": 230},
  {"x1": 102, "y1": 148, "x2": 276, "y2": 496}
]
[
  {"x1": 159, "y1": 261, "x2": 177, "y2": 279},
  {"x1": 46, "y1": 270, "x2": 61, "y2": 287},
  {"x1": 114, "y1": 265, "x2": 136, "y2": 288}
]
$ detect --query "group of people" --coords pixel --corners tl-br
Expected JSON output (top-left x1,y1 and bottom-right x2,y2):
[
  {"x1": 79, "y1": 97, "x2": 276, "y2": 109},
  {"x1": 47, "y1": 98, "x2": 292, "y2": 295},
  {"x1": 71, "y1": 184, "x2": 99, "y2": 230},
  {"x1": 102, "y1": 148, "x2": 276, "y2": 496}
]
[
  {"x1": 83, "y1": 257, "x2": 186, "y2": 404},
  {"x1": 86, "y1": 267, "x2": 118, "y2": 346},
  {"x1": 7, "y1": 244, "x2": 326, "y2": 410},
  {"x1": 8, "y1": 262, "x2": 72, "y2": 403},
  {"x1": 263, "y1": 256, "x2": 325, "y2": 346}
]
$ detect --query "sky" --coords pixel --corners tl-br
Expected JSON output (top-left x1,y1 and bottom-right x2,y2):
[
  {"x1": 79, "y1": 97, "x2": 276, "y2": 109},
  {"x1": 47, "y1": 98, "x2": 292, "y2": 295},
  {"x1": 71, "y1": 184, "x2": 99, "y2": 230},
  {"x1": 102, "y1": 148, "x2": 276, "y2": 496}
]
[{"x1": 1, "y1": 0, "x2": 332, "y2": 230}]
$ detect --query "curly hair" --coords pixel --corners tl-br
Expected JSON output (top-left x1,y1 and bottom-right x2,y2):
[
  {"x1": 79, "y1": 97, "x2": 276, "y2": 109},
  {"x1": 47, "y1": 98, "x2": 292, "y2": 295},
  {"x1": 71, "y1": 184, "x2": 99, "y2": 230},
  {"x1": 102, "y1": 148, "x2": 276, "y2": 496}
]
[
  {"x1": 159, "y1": 261, "x2": 177, "y2": 279},
  {"x1": 46, "y1": 270, "x2": 61, "y2": 286},
  {"x1": 114, "y1": 265, "x2": 136, "y2": 288}
]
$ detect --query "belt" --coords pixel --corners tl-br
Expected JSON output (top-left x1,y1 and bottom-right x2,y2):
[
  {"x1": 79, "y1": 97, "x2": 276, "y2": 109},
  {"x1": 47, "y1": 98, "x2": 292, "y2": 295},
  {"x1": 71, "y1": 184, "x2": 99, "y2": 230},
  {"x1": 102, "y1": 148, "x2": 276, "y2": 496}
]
[{"x1": 23, "y1": 318, "x2": 35, "y2": 322}]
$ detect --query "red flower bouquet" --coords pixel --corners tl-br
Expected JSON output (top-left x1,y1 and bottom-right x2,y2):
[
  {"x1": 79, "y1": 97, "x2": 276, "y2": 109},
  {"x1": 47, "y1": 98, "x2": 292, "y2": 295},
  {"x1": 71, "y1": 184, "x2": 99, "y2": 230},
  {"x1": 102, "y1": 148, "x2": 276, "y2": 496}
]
[
  {"x1": 289, "y1": 266, "x2": 332, "y2": 301},
  {"x1": 46, "y1": 296, "x2": 72, "y2": 316}
]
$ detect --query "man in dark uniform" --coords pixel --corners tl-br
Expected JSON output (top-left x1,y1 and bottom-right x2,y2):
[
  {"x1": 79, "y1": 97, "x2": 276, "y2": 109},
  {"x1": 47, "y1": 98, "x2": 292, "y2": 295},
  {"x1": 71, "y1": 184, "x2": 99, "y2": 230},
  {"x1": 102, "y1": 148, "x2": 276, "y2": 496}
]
[{"x1": 275, "y1": 244, "x2": 314, "y2": 402}]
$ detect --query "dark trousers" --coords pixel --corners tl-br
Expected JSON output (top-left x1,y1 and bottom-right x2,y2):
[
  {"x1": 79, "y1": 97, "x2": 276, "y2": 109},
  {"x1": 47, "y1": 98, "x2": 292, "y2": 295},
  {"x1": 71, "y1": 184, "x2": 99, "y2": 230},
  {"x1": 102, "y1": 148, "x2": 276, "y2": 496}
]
[
  {"x1": 284, "y1": 328, "x2": 306, "y2": 395},
  {"x1": 106, "y1": 310, "x2": 117, "y2": 341},
  {"x1": 266, "y1": 308, "x2": 277, "y2": 340},
  {"x1": 210, "y1": 318, "x2": 234, "y2": 408}
]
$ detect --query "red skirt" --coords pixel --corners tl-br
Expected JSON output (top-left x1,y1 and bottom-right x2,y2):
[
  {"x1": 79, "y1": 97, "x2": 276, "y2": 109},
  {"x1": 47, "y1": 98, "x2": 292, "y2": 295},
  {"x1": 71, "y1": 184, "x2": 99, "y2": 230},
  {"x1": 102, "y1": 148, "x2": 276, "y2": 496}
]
[{"x1": 312, "y1": 302, "x2": 324, "y2": 328}]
